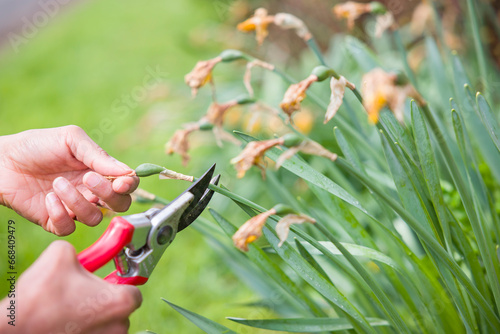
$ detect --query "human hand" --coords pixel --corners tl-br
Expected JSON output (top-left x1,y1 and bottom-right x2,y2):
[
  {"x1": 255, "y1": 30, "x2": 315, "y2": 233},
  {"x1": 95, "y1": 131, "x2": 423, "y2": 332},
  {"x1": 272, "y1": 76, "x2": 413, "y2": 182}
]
[
  {"x1": 0, "y1": 241, "x2": 142, "y2": 334},
  {"x1": 0, "y1": 126, "x2": 139, "y2": 235}
]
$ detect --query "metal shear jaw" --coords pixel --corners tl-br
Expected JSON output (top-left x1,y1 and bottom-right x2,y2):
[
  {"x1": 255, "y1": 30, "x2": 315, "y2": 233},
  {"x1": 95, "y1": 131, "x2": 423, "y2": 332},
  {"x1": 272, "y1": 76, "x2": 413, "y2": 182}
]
[{"x1": 114, "y1": 164, "x2": 219, "y2": 279}]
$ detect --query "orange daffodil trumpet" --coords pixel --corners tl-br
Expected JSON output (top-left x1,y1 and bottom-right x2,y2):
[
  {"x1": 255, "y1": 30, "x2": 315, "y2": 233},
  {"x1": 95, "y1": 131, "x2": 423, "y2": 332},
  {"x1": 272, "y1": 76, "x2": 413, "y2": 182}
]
[
  {"x1": 333, "y1": 1, "x2": 395, "y2": 37},
  {"x1": 280, "y1": 74, "x2": 318, "y2": 120},
  {"x1": 231, "y1": 133, "x2": 337, "y2": 178},
  {"x1": 280, "y1": 66, "x2": 354, "y2": 123},
  {"x1": 237, "y1": 8, "x2": 312, "y2": 45},
  {"x1": 232, "y1": 204, "x2": 316, "y2": 251},
  {"x1": 361, "y1": 68, "x2": 425, "y2": 124},
  {"x1": 237, "y1": 8, "x2": 275, "y2": 45},
  {"x1": 232, "y1": 208, "x2": 275, "y2": 252}
]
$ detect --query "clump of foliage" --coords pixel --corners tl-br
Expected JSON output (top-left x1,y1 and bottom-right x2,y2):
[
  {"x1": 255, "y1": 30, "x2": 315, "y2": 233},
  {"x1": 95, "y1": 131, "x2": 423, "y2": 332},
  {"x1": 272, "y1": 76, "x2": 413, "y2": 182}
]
[{"x1": 137, "y1": 1, "x2": 500, "y2": 332}]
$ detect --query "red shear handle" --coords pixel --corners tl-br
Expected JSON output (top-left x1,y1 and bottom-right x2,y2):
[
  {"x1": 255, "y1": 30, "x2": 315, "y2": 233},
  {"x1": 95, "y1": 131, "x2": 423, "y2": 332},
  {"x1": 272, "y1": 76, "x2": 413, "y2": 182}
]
[
  {"x1": 78, "y1": 216, "x2": 135, "y2": 273},
  {"x1": 104, "y1": 271, "x2": 148, "y2": 285}
]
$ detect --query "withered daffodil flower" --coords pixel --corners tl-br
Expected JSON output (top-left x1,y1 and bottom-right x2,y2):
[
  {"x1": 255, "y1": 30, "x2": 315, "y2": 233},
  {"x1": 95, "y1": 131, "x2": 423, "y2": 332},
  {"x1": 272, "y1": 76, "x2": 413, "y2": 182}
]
[{"x1": 184, "y1": 57, "x2": 222, "y2": 97}]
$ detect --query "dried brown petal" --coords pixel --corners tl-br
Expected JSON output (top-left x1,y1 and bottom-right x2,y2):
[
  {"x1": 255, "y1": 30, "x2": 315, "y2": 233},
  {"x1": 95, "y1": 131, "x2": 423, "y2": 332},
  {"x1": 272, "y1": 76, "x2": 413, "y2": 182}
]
[
  {"x1": 232, "y1": 208, "x2": 277, "y2": 251},
  {"x1": 324, "y1": 76, "x2": 349, "y2": 124},
  {"x1": 184, "y1": 57, "x2": 222, "y2": 97},
  {"x1": 230, "y1": 138, "x2": 284, "y2": 178},
  {"x1": 212, "y1": 126, "x2": 240, "y2": 147},
  {"x1": 411, "y1": 1, "x2": 433, "y2": 36},
  {"x1": 332, "y1": 1, "x2": 372, "y2": 30},
  {"x1": 374, "y1": 12, "x2": 394, "y2": 38},
  {"x1": 276, "y1": 214, "x2": 316, "y2": 247},
  {"x1": 202, "y1": 100, "x2": 240, "y2": 146},
  {"x1": 204, "y1": 101, "x2": 239, "y2": 128},
  {"x1": 280, "y1": 74, "x2": 318, "y2": 119},
  {"x1": 165, "y1": 123, "x2": 200, "y2": 166},
  {"x1": 362, "y1": 68, "x2": 425, "y2": 124},
  {"x1": 244, "y1": 60, "x2": 275, "y2": 97},
  {"x1": 299, "y1": 141, "x2": 338, "y2": 161},
  {"x1": 273, "y1": 13, "x2": 311, "y2": 40},
  {"x1": 275, "y1": 146, "x2": 301, "y2": 169},
  {"x1": 276, "y1": 140, "x2": 337, "y2": 169}
]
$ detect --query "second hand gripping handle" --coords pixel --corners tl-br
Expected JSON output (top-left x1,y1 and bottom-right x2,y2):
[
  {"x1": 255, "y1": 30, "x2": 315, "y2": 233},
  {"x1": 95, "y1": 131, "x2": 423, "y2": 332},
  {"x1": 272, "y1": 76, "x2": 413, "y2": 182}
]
[{"x1": 77, "y1": 216, "x2": 135, "y2": 273}]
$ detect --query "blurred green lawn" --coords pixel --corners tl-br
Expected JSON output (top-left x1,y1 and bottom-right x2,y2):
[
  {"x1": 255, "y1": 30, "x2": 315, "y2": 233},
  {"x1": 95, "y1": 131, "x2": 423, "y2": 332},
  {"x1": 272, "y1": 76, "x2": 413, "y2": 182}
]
[{"x1": 0, "y1": 0, "x2": 265, "y2": 332}]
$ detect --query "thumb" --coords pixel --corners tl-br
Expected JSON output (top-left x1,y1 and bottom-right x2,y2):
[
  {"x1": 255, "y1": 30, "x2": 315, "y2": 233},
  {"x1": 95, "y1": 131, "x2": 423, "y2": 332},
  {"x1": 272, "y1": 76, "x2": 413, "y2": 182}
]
[{"x1": 64, "y1": 126, "x2": 133, "y2": 176}]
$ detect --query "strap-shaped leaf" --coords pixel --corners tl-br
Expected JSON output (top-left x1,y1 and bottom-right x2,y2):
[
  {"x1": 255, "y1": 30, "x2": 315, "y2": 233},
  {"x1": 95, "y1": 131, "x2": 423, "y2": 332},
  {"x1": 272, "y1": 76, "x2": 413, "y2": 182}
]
[
  {"x1": 209, "y1": 208, "x2": 327, "y2": 317},
  {"x1": 295, "y1": 241, "x2": 399, "y2": 272},
  {"x1": 411, "y1": 103, "x2": 451, "y2": 247},
  {"x1": 343, "y1": 36, "x2": 380, "y2": 72},
  {"x1": 163, "y1": 299, "x2": 237, "y2": 334},
  {"x1": 227, "y1": 197, "x2": 376, "y2": 333},
  {"x1": 262, "y1": 226, "x2": 376, "y2": 333},
  {"x1": 476, "y1": 92, "x2": 500, "y2": 153},
  {"x1": 234, "y1": 131, "x2": 371, "y2": 218},
  {"x1": 227, "y1": 317, "x2": 389, "y2": 332}
]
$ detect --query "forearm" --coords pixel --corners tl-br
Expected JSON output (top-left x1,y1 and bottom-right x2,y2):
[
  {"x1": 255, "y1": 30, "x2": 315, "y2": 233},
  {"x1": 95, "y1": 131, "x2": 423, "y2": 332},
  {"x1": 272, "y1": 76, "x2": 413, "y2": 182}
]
[
  {"x1": 0, "y1": 297, "x2": 21, "y2": 333},
  {"x1": 0, "y1": 135, "x2": 8, "y2": 207}
]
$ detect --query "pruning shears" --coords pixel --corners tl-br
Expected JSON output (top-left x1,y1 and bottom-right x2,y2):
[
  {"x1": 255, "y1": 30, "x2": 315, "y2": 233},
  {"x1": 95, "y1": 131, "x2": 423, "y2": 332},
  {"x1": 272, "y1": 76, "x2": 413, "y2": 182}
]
[{"x1": 77, "y1": 164, "x2": 219, "y2": 285}]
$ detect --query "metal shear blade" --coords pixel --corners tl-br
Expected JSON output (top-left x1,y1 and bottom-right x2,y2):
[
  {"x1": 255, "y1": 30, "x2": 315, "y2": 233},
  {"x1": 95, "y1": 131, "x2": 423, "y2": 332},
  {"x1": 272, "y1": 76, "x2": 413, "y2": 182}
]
[
  {"x1": 177, "y1": 164, "x2": 219, "y2": 232},
  {"x1": 178, "y1": 173, "x2": 220, "y2": 232}
]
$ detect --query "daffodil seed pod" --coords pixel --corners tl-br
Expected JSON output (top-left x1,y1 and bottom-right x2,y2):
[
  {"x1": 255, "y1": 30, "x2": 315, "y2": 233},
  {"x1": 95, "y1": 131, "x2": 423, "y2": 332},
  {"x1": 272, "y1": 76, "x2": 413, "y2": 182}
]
[
  {"x1": 272, "y1": 204, "x2": 299, "y2": 215},
  {"x1": 198, "y1": 121, "x2": 214, "y2": 131},
  {"x1": 219, "y1": 49, "x2": 247, "y2": 62},
  {"x1": 135, "y1": 163, "x2": 166, "y2": 177},
  {"x1": 369, "y1": 2, "x2": 387, "y2": 14},
  {"x1": 311, "y1": 66, "x2": 338, "y2": 82},
  {"x1": 394, "y1": 71, "x2": 410, "y2": 86},
  {"x1": 282, "y1": 133, "x2": 304, "y2": 148},
  {"x1": 236, "y1": 95, "x2": 256, "y2": 105}
]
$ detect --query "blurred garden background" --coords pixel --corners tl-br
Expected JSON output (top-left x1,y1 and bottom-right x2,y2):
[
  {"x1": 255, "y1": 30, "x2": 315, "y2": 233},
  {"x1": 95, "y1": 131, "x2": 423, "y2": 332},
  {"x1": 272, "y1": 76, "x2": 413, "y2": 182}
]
[
  {"x1": 0, "y1": 0, "x2": 272, "y2": 332},
  {"x1": 2, "y1": 0, "x2": 500, "y2": 333}
]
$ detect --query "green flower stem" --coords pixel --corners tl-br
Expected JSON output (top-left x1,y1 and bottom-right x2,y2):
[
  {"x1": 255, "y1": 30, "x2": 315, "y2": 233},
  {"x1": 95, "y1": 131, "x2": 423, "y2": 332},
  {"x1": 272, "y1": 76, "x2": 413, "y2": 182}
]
[
  {"x1": 393, "y1": 30, "x2": 418, "y2": 90},
  {"x1": 335, "y1": 156, "x2": 500, "y2": 329},
  {"x1": 350, "y1": 86, "x2": 363, "y2": 103},
  {"x1": 152, "y1": 196, "x2": 170, "y2": 206},
  {"x1": 305, "y1": 37, "x2": 327, "y2": 66},
  {"x1": 466, "y1": 0, "x2": 488, "y2": 95}
]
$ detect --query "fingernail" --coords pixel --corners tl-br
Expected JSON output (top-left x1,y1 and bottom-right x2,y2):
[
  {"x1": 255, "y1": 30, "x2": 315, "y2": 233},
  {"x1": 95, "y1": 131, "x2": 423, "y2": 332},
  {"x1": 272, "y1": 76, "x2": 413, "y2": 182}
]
[
  {"x1": 85, "y1": 173, "x2": 101, "y2": 188},
  {"x1": 54, "y1": 177, "x2": 69, "y2": 191},
  {"x1": 115, "y1": 178, "x2": 130, "y2": 193},
  {"x1": 46, "y1": 192, "x2": 58, "y2": 204},
  {"x1": 112, "y1": 157, "x2": 132, "y2": 172}
]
